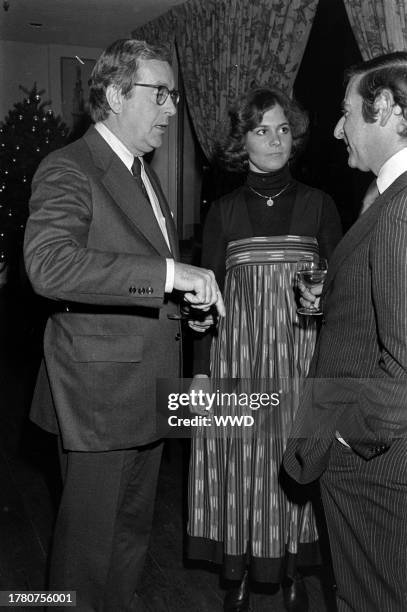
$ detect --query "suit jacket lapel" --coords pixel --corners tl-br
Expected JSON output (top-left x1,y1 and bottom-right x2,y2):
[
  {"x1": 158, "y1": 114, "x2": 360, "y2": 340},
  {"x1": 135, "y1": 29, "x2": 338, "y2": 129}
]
[
  {"x1": 323, "y1": 171, "x2": 407, "y2": 296},
  {"x1": 84, "y1": 127, "x2": 173, "y2": 257}
]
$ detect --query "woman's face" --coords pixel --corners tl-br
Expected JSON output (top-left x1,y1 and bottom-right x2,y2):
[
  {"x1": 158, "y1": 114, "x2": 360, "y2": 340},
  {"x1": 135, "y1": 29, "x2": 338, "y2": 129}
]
[{"x1": 244, "y1": 103, "x2": 293, "y2": 173}]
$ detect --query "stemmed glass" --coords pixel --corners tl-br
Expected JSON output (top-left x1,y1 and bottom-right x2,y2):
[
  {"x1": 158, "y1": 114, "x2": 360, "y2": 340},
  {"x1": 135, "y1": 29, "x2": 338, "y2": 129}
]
[{"x1": 296, "y1": 258, "x2": 328, "y2": 316}]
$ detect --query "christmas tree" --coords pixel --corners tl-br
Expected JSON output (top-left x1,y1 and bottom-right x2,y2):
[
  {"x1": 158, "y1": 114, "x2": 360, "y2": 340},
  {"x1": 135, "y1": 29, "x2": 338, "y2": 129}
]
[{"x1": 0, "y1": 83, "x2": 69, "y2": 267}]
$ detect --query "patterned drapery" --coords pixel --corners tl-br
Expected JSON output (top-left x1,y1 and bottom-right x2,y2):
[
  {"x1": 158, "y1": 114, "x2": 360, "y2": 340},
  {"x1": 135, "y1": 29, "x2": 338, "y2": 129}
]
[
  {"x1": 175, "y1": 0, "x2": 319, "y2": 159},
  {"x1": 133, "y1": 0, "x2": 319, "y2": 160},
  {"x1": 133, "y1": 10, "x2": 177, "y2": 54},
  {"x1": 343, "y1": 0, "x2": 407, "y2": 59}
]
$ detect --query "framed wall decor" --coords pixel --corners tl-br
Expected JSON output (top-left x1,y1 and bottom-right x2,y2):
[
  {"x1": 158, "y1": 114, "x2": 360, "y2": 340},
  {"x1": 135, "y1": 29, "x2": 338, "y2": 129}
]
[{"x1": 60, "y1": 56, "x2": 95, "y2": 132}]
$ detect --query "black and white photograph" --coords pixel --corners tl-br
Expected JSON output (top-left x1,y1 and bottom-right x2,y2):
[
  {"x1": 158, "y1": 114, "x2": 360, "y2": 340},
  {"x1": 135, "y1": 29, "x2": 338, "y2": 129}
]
[{"x1": 1, "y1": 1, "x2": 406, "y2": 611}]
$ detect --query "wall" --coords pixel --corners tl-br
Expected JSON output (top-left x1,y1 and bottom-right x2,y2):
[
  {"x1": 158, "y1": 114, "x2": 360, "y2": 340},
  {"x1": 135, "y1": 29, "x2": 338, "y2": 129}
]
[
  {"x1": 0, "y1": 40, "x2": 48, "y2": 120},
  {"x1": 0, "y1": 40, "x2": 102, "y2": 121}
]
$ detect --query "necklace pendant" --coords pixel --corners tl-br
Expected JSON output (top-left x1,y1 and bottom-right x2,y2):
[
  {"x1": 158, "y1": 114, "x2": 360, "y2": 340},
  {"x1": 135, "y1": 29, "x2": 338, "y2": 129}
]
[{"x1": 266, "y1": 197, "x2": 274, "y2": 207}]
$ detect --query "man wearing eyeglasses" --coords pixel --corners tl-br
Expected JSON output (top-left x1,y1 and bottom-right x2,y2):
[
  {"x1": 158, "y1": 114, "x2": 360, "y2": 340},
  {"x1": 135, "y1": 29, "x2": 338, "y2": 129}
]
[{"x1": 24, "y1": 38, "x2": 224, "y2": 611}]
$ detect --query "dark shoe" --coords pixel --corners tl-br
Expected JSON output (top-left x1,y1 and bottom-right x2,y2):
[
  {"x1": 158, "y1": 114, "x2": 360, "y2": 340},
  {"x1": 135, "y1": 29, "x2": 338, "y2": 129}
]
[
  {"x1": 282, "y1": 575, "x2": 309, "y2": 612},
  {"x1": 224, "y1": 570, "x2": 250, "y2": 611}
]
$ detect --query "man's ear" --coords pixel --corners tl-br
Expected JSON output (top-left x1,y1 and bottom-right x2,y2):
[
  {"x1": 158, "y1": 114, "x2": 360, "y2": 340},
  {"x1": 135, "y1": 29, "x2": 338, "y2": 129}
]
[
  {"x1": 374, "y1": 89, "x2": 396, "y2": 126},
  {"x1": 105, "y1": 84, "x2": 122, "y2": 114},
  {"x1": 390, "y1": 100, "x2": 407, "y2": 136}
]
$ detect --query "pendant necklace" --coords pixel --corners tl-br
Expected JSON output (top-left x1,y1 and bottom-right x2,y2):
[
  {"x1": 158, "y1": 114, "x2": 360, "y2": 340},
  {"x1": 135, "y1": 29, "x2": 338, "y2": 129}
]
[{"x1": 248, "y1": 182, "x2": 291, "y2": 207}]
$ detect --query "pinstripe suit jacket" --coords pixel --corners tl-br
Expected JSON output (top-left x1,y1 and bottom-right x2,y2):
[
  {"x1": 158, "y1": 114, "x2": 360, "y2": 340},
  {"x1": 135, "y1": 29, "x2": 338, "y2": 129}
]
[{"x1": 284, "y1": 171, "x2": 407, "y2": 483}]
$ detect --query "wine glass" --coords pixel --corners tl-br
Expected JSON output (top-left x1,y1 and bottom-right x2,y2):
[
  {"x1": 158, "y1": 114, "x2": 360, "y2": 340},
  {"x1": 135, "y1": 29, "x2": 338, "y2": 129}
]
[{"x1": 296, "y1": 258, "x2": 328, "y2": 316}]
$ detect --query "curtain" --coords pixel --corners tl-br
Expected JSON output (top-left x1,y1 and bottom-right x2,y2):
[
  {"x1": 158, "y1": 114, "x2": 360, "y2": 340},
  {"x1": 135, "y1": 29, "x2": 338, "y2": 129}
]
[
  {"x1": 132, "y1": 10, "x2": 177, "y2": 54},
  {"x1": 174, "y1": 0, "x2": 319, "y2": 159},
  {"x1": 343, "y1": 0, "x2": 407, "y2": 59}
]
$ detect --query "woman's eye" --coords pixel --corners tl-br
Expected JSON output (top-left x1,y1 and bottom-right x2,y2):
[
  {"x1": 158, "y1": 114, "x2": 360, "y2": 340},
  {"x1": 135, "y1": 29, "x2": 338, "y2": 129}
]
[
  {"x1": 256, "y1": 129, "x2": 266, "y2": 135},
  {"x1": 280, "y1": 126, "x2": 291, "y2": 134}
]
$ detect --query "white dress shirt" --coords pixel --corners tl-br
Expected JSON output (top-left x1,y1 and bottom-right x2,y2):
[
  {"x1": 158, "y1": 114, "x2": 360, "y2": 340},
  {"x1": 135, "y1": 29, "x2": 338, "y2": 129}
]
[
  {"x1": 94, "y1": 122, "x2": 174, "y2": 292},
  {"x1": 377, "y1": 147, "x2": 407, "y2": 194}
]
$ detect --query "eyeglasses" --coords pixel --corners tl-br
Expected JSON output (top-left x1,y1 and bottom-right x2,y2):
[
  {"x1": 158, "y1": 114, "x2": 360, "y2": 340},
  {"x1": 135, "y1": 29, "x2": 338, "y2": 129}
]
[{"x1": 133, "y1": 83, "x2": 180, "y2": 106}]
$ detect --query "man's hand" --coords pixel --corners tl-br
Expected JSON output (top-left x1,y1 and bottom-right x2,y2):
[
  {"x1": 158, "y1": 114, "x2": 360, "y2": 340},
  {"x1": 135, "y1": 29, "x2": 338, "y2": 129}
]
[
  {"x1": 187, "y1": 313, "x2": 215, "y2": 333},
  {"x1": 297, "y1": 280, "x2": 323, "y2": 311},
  {"x1": 173, "y1": 262, "x2": 225, "y2": 317}
]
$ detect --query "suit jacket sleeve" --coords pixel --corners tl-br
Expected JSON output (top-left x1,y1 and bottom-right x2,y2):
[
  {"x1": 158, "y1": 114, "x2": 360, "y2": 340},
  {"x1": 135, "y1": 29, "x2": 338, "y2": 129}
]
[{"x1": 24, "y1": 152, "x2": 167, "y2": 308}]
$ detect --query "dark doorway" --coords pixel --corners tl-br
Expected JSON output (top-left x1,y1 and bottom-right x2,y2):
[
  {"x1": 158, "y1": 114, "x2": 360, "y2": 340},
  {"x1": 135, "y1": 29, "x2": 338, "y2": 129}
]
[{"x1": 294, "y1": 0, "x2": 374, "y2": 232}]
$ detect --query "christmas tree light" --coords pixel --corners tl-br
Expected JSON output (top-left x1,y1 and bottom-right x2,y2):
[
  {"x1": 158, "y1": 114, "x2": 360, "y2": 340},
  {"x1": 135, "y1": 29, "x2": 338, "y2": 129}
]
[{"x1": 0, "y1": 83, "x2": 69, "y2": 266}]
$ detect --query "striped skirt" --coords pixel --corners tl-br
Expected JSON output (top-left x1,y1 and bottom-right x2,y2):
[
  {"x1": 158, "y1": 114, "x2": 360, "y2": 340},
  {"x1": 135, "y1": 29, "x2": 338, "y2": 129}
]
[{"x1": 187, "y1": 236, "x2": 320, "y2": 582}]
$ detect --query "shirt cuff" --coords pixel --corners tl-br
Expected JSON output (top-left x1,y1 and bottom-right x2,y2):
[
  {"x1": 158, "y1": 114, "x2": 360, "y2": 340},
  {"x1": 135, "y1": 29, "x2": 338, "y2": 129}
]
[{"x1": 165, "y1": 258, "x2": 175, "y2": 293}]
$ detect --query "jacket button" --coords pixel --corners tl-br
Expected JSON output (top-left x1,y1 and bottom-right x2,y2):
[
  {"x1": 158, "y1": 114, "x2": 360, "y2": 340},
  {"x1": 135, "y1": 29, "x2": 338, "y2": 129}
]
[
  {"x1": 138, "y1": 287, "x2": 146, "y2": 294},
  {"x1": 129, "y1": 286, "x2": 135, "y2": 293},
  {"x1": 175, "y1": 332, "x2": 181, "y2": 341},
  {"x1": 146, "y1": 286, "x2": 153, "y2": 295}
]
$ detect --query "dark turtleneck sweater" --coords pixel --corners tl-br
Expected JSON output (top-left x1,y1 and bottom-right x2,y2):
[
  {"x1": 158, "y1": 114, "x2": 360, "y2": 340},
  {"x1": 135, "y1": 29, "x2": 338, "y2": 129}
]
[{"x1": 245, "y1": 165, "x2": 296, "y2": 236}]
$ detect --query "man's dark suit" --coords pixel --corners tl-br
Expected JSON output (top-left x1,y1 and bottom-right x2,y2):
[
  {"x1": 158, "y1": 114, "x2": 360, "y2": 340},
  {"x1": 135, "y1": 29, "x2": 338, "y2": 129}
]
[
  {"x1": 24, "y1": 126, "x2": 181, "y2": 610},
  {"x1": 284, "y1": 172, "x2": 407, "y2": 611}
]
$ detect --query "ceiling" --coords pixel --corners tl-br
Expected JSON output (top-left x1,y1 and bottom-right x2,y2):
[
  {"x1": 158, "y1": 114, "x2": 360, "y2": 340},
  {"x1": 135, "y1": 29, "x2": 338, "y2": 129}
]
[{"x1": 0, "y1": 0, "x2": 185, "y2": 48}]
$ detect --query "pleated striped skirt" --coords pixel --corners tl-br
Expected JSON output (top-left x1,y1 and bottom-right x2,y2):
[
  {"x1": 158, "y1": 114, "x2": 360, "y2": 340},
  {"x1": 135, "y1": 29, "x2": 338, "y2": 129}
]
[{"x1": 187, "y1": 236, "x2": 321, "y2": 582}]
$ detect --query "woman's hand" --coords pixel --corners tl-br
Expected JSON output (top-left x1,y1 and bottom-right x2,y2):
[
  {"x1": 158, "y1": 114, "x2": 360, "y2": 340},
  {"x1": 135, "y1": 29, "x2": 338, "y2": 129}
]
[
  {"x1": 188, "y1": 374, "x2": 213, "y2": 416},
  {"x1": 297, "y1": 279, "x2": 323, "y2": 311}
]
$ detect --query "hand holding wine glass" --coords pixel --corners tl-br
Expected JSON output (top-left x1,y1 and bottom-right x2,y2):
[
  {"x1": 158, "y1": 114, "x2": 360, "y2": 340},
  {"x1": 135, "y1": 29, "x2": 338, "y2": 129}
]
[{"x1": 296, "y1": 258, "x2": 328, "y2": 316}]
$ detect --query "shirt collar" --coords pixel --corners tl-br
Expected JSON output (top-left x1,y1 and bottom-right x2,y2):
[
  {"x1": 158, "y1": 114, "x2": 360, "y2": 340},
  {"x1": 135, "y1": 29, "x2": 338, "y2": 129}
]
[
  {"x1": 95, "y1": 122, "x2": 142, "y2": 172},
  {"x1": 377, "y1": 147, "x2": 407, "y2": 194}
]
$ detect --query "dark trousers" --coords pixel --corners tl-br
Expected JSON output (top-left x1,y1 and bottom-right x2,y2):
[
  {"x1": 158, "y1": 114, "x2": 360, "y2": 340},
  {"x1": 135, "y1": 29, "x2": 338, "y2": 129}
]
[
  {"x1": 49, "y1": 439, "x2": 163, "y2": 612},
  {"x1": 320, "y1": 439, "x2": 407, "y2": 612}
]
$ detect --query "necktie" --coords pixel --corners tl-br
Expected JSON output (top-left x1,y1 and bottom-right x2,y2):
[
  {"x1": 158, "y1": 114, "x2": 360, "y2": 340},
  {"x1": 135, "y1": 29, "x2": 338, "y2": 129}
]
[
  {"x1": 131, "y1": 157, "x2": 149, "y2": 201},
  {"x1": 131, "y1": 156, "x2": 172, "y2": 252},
  {"x1": 360, "y1": 179, "x2": 379, "y2": 215}
]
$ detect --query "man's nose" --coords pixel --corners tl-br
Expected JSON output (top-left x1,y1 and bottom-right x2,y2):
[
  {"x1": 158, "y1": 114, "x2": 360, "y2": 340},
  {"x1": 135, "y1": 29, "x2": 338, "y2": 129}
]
[
  {"x1": 334, "y1": 116, "x2": 344, "y2": 140},
  {"x1": 164, "y1": 97, "x2": 177, "y2": 116}
]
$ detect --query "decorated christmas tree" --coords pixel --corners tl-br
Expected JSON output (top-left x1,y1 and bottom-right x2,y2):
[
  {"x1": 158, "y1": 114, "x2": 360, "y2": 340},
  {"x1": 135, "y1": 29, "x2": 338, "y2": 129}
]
[{"x1": 0, "y1": 83, "x2": 69, "y2": 267}]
